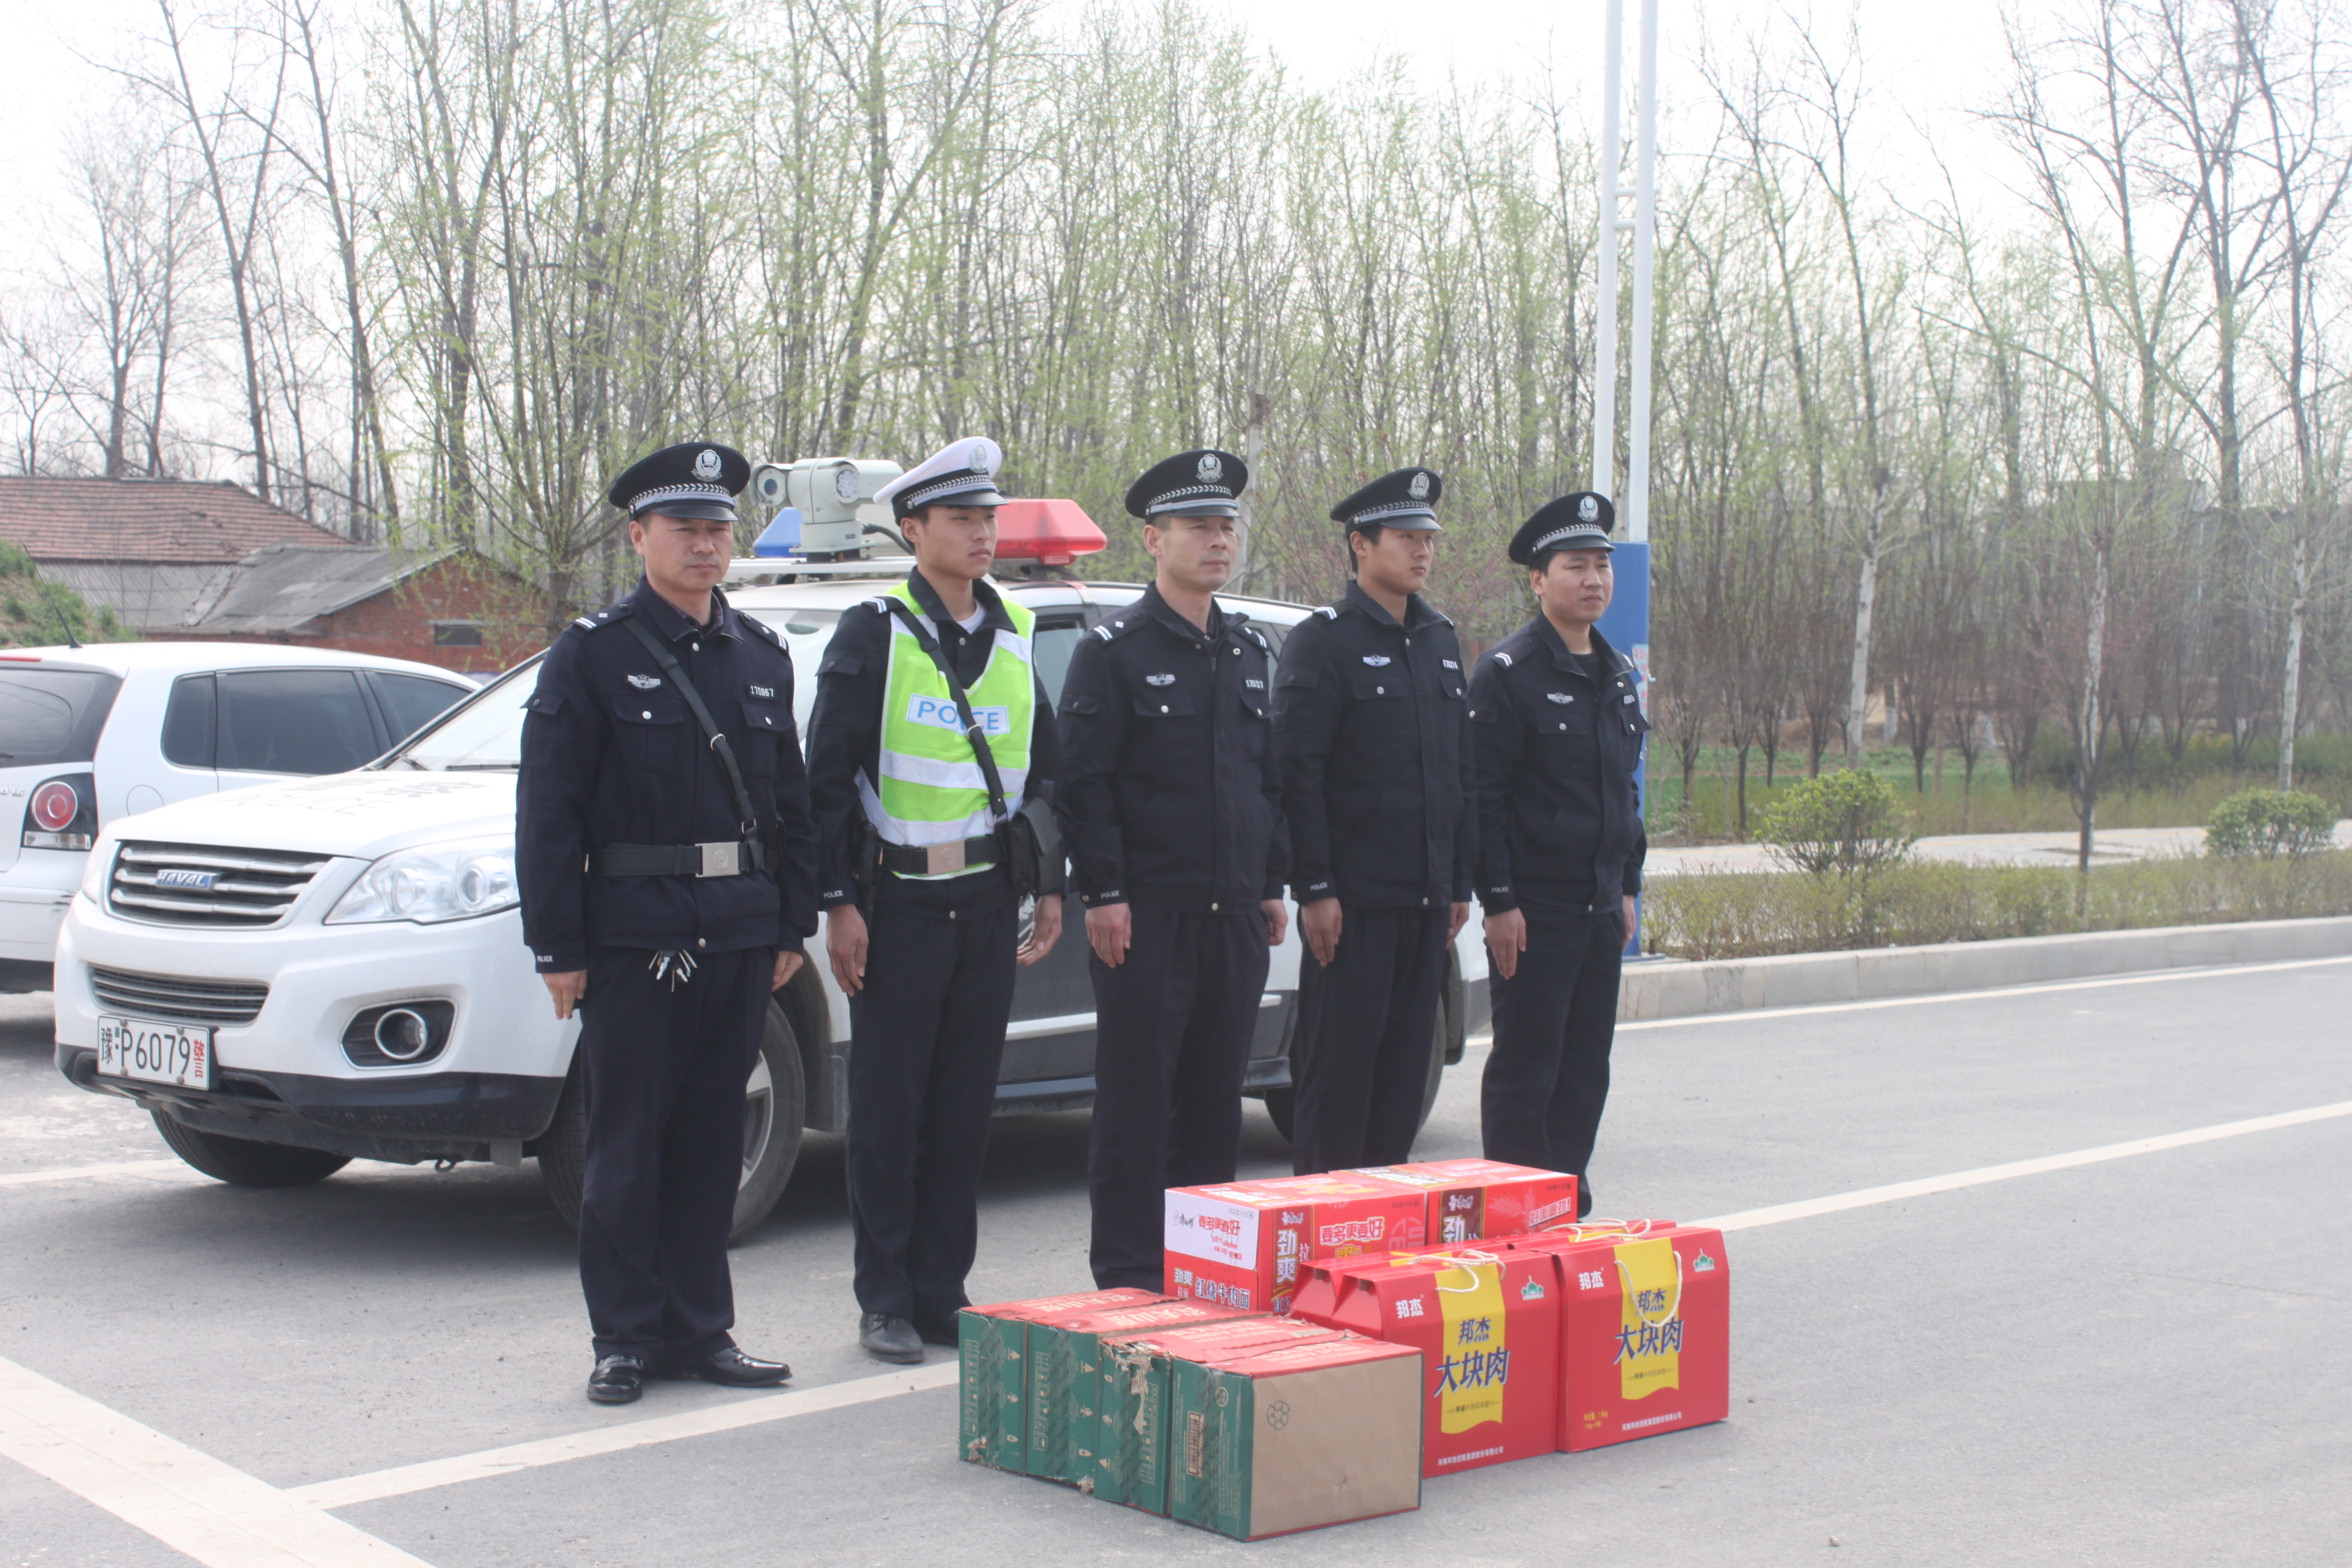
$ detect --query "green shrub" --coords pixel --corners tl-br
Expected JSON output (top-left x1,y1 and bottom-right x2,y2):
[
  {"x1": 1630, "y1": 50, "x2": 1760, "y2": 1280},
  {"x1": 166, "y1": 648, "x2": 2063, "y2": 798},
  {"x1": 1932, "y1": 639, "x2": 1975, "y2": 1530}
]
[
  {"x1": 1755, "y1": 767, "x2": 1916, "y2": 876},
  {"x1": 1641, "y1": 850, "x2": 2352, "y2": 959},
  {"x1": 2205, "y1": 789, "x2": 2339, "y2": 859}
]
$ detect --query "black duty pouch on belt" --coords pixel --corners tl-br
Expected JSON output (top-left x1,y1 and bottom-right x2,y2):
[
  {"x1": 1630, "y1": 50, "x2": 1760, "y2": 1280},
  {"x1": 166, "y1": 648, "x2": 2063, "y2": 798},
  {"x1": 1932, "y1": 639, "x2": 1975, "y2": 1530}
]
[
  {"x1": 847, "y1": 814, "x2": 881, "y2": 921},
  {"x1": 620, "y1": 616, "x2": 769, "y2": 874},
  {"x1": 880, "y1": 600, "x2": 1065, "y2": 900}
]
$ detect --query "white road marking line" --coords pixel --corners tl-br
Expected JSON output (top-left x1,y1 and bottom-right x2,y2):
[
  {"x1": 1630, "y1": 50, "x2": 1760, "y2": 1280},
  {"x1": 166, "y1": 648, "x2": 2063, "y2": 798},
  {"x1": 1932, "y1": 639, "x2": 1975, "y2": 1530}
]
[
  {"x1": 1695, "y1": 1099, "x2": 2352, "y2": 1233},
  {"x1": 290, "y1": 1362, "x2": 961, "y2": 1511},
  {"x1": 0, "y1": 1354, "x2": 434, "y2": 1568},
  {"x1": 0, "y1": 1158, "x2": 192, "y2": 1188},
  {"x1": 299, "y1": 1091, "x2": 2352, "y2": 1506},
  {"x1": 1617, "y1": 954, "x2": 2352, "y2": 1032}
]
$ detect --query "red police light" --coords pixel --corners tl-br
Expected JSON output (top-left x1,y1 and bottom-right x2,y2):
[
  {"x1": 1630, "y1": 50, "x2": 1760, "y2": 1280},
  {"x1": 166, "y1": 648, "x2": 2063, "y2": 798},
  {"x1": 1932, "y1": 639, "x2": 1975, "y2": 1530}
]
[
  {"x1": 993, "y1": 499, "x2": 1107, "y2": 567},
  {"x1": 31, "y1": 781, "x2": 79, "y2": 832}
]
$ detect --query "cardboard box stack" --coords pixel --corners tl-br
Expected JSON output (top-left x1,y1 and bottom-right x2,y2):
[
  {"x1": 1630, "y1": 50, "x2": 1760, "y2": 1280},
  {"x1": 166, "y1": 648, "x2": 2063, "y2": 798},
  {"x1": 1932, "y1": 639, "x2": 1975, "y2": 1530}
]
[{"x1": 956, "y1": 1164, "x2": 1731, "y2": 1540}]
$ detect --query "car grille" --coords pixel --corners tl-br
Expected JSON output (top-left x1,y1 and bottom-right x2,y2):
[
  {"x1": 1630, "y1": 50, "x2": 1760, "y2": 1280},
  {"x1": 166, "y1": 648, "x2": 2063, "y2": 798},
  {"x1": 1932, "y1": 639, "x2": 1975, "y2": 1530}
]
[
  {"x1": 87, "y1": 966, "x2": 270, "y2": 1026},
  {"x1": 107, "y1": 841, "x2": 332, "y2": 928}
]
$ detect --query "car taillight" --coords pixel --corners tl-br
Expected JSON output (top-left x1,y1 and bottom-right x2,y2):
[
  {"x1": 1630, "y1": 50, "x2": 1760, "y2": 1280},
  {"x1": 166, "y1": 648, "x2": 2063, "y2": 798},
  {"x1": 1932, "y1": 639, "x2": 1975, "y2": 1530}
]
[{"x1": 22, "y1": 774, "x2": 96, "y2": 851}]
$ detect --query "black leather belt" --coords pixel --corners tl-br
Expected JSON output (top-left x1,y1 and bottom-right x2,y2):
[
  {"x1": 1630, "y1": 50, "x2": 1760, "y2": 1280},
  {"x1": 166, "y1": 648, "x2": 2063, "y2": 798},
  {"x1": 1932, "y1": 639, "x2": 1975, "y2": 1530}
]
[
  {"x1": 590, "y1": 841, "x2": 756, "y2": 878},
  {"x1": 876, "y1": 832, "x2": 1000, "y2": 877}
]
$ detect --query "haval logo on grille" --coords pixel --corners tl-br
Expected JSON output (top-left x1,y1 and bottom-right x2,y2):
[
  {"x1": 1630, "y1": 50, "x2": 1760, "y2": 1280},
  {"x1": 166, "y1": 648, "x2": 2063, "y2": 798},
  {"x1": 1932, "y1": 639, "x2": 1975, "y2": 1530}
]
[{"x1": 154, "y1": 869, "x2": 218, "y2": 890}]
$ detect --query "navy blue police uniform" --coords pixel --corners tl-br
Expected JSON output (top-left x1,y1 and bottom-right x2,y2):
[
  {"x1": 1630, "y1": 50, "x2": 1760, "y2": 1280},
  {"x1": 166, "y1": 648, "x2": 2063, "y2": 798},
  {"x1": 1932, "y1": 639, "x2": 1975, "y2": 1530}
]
[
  {"x1": 801, "y1": 439, "x2": 1064, "y2": 1358},
  {"x1": 1053, "y1": 450, "x2": 1287, "y2": 1290},
  {"x1": 517, "y1": 442, "x2": 817, "y2": 1402},
  {"x1": 1272, "y1": 467, "x2": 1475, "y2": 1175},
  {"x1": 1468, "y1": 492, "x2": 1646, "y2": 1215}
]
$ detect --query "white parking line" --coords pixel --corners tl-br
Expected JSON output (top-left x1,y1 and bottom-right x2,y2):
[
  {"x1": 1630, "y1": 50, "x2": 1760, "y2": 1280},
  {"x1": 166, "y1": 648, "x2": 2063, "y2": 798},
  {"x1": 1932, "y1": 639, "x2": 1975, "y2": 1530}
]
[
  {"x1": 290, "y1": 1092, "x2": 2352, "y2": 1509},
  {"x1": 1615, "y1": 954, "x2": 2352, "y2": 1032},
  {"x1": 0, "y1": 1159, "x2": 191, "y2": 1188},
  {"x1": 0, "y1": 1354, "x2": 434, "y2": 1567},
  {"x1": 290, "y1": 1362, "x2": 959, "y2": 1511}
]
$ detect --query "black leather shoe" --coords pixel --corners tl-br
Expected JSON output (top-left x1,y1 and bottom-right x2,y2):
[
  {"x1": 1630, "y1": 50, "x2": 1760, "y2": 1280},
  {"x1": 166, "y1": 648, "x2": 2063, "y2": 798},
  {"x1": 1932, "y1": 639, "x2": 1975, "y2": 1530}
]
[
  {"x1": 587, "y1": 1355, "x2": 646, "y2": 1405},
  {"x1": 912, "y1": 1312, "x2": 962, "y2": 1348},
  {"x1": 860, "y1": 1312, "x2": 924, "y2": 1364},
  {"x1": 668, "y1": 1345, "x2": 791, "y2": 1388}
]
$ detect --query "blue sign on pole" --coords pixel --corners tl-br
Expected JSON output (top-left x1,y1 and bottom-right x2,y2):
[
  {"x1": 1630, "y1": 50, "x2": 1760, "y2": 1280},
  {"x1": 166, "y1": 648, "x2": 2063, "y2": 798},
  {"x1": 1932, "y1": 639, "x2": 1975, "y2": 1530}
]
[{"x1": 1595, "y1": 541, "x2": 1651, "y2": 957}]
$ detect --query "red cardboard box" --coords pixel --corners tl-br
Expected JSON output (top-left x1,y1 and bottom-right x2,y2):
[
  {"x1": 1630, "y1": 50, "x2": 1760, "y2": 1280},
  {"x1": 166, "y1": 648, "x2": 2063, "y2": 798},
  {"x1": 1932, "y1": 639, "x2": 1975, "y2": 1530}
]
[
  {"x1": 1351, "y1": 1160, "x2": 1581, "y2": 1245},
  {"x1": 1539, "y1": 1225, "x2": 1729, "y2": 1451},
  {"x1": 1164, "y1": 1173, "x2": 1425, "y2": 1316},
  {"x1": 1290, "y1": 1249, "x2": 1562, "y2": 1476}
]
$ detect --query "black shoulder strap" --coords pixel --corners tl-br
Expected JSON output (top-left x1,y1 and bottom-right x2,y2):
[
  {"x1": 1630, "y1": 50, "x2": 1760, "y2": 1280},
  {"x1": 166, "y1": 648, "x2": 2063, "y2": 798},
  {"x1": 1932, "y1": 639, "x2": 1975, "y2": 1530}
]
[
  {"x1": 882, "y1": 598, "x2": 1012, "y2": 826},
  {"x1": 621, "y1": 614, "x2": 761, "y2": 837}
]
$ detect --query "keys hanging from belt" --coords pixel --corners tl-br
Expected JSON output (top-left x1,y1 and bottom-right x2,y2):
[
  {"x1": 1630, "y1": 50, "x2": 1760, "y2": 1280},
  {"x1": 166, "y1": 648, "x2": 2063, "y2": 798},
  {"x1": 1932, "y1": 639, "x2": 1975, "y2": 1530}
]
[{"x1": 649, "y1": 950, "x2": 698, "y2": 989}]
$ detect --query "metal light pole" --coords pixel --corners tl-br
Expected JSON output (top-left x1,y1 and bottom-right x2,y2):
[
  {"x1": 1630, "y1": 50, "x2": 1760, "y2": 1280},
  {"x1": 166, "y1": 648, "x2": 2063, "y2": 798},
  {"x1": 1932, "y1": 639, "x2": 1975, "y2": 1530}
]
[{"x1": 1592, "y1": 0, "x2": 1658, "y2": 956}]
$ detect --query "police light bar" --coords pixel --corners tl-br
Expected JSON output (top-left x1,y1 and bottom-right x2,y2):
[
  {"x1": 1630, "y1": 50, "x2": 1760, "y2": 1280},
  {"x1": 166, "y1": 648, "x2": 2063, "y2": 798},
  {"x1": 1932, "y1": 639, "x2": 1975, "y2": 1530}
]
[{"x1": 992, "y1": 499, "x2": 1106, "y2": 567}]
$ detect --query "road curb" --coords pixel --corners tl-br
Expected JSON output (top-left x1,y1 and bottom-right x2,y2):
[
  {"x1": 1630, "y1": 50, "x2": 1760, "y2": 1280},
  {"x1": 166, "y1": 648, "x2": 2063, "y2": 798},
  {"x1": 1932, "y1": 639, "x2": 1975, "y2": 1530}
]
[{"x1": 1619, "y1": 915, "x2": 2352, "y2": 1021}]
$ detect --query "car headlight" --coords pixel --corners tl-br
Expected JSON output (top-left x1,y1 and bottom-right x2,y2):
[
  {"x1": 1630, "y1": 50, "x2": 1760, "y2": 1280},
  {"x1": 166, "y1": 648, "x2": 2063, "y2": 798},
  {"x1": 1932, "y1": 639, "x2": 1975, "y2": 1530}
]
[
  {"x1": 78, "y1": 838, "x2": 115, "y2": 904},
  {"x1": 325, "y1": 837, "x2": 519, "y2": 925}
]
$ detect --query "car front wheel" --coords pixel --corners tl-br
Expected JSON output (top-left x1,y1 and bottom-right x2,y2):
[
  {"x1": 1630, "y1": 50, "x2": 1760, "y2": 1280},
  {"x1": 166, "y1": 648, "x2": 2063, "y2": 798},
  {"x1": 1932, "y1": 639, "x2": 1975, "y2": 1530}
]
[
  {"x1": 150, "y1": 1113, "x2": 352, "y2": 1187},
  {"x1": 537, "y1": 999, "x2": 807, "y2": 1245}
]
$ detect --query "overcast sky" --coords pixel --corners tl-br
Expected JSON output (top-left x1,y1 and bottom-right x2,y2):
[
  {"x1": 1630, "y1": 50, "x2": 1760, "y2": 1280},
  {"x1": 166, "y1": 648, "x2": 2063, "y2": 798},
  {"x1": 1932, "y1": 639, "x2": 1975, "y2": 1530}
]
[{"x1": 0, "y1": 0, "x2": 2031, "y2": 248}]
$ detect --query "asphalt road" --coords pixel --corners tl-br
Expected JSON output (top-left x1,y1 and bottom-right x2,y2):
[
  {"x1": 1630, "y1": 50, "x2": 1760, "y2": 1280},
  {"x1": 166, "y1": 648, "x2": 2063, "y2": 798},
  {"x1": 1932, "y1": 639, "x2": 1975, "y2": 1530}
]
[{"x1": 3, "y1": 956, "x2": 2348, "y2": 1567}]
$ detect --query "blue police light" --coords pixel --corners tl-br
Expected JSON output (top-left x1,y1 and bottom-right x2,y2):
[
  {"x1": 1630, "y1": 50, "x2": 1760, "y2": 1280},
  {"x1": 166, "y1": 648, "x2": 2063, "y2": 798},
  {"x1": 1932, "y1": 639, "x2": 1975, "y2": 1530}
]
[{"x1": 751, "y1": 506, "x2": 803, "y2": 557}]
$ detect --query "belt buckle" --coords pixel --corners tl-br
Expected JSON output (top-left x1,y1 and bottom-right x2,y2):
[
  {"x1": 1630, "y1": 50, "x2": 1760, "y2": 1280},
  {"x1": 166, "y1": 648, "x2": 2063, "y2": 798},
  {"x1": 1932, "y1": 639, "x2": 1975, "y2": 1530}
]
[
  {"x1": 697, "y1": 841, "x2": 741, "y2": 878},
  {"x1": 923, "y1": 839, "x2": 967, "y2": 876}
]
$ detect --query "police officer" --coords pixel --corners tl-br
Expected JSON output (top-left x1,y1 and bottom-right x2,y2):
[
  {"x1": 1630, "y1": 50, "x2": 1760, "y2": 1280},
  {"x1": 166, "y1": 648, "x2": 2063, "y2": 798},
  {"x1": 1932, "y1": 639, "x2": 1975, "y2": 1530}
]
[
  {"x1": 1272, "y1": 467, "x2": 1474, "y2": 1175},
  {"x1": 1054, "y1": 450, "x2": 1289, "y2": 1291},
  {"x1": 805, "y1": 437, "x2": 1064, "y2": 1363},
  {"x1": 1469, "y1": 492, "x2": 1646, "y2": 1218},
  {"x1": 518, "y1": 441, "x2": 817, "y2": 1405}
]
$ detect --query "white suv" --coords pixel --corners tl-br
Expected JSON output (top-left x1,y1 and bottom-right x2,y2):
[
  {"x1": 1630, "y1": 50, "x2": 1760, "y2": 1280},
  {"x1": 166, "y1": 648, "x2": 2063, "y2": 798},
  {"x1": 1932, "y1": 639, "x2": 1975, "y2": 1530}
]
[
  {"x1": 1, "y1": 643, "x2": 474, "y2": 993},
  {"x1": 52, "y1": 576, "x2": 1487, "y2": 1237}
]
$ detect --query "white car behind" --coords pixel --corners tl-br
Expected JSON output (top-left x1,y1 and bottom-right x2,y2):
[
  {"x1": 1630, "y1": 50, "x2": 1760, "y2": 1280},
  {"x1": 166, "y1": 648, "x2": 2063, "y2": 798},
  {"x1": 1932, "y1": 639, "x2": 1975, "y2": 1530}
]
[{"x1": 0, "y1": 643, "x2": 475, "y2": 992}]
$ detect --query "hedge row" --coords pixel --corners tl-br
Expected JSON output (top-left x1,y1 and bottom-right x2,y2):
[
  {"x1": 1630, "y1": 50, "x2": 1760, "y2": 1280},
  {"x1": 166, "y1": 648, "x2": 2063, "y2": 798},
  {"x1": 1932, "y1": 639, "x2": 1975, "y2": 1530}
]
[{"x1": 1638, "y1": 852, "x2": 2352, "y2": 961}]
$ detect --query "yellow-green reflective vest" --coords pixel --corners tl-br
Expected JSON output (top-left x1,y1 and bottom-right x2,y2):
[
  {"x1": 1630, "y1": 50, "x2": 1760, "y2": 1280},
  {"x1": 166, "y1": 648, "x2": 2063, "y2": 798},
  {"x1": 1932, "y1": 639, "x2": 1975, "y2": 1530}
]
[{"x1": 860, "y1": 579, "x2": 1036, "y2": 879}]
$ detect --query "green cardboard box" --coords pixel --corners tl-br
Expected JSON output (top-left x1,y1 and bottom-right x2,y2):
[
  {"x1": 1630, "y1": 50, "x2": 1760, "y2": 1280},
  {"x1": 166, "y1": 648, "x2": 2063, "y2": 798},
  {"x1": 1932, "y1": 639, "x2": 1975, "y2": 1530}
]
[
  {"x1": 1094, "y1": 1317, "x2": 1351, "y2": 1514},
  {"x1": 956, "y1": 1289, "x2": 1164, "y2": 1471},
  {"x1": 1024, "y1": 1298, "x2": 1253, "y2": 1483},
  {"x1": 1168, "y1": 1338, "x2": 1424, "y2": 1540}
]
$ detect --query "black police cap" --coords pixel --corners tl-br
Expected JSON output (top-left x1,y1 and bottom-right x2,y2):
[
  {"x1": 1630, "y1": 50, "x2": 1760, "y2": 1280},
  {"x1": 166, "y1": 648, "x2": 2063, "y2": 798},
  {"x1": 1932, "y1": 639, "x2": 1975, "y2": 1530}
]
[
  {"x1": 607, "y1": 442, "x2": 750, "y2": 522},
  {"x1": 1124, "y1": 449, "x2": 1248, "y2": 520},
  {"x1": 1330, "y1": 467, "x2": 1443, "y2": 531},
  {"x1": 1510, "y1": 491, "x2": 1616, "y2": 565}
]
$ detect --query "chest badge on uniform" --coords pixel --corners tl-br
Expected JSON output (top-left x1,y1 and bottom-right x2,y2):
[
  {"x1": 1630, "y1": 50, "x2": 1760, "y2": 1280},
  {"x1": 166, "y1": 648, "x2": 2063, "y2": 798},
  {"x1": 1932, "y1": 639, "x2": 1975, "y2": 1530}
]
[
  {"x1": 1361, "y1": 655, "x2": 1392, "y2": 667},
  {"x1": 748, "y1": 684, "x2": 776, "y2": 699},
  {"x1": 627, "y1": 673, "x2": 662, "y2": 690},
  {"x1": 1547, "y1": 691, "x2": 1574, "y2": 704},
  {"x1": 1442, "y1": 658, "x2": 1460, "y2": 670},
  {"x1": 1145, "y1": 672, "x2": 1176, "y2": 686},
  {"x1": 1245, "y1": 677, "x2": 1265, "y2": 690}
]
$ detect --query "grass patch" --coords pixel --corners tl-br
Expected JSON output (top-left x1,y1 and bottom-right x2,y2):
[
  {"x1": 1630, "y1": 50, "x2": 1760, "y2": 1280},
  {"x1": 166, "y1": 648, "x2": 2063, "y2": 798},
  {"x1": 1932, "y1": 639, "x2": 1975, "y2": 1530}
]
[{"x1": 1640, "y1": 851, "x2": 2352, "y2": 960}]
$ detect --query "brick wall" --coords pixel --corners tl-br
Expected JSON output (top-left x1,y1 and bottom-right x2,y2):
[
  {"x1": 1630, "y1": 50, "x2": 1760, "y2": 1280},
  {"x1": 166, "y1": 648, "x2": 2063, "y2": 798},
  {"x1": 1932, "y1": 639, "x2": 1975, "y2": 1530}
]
[{"x1": 180, "y1": 556, "x2": 549, "y2": 675}]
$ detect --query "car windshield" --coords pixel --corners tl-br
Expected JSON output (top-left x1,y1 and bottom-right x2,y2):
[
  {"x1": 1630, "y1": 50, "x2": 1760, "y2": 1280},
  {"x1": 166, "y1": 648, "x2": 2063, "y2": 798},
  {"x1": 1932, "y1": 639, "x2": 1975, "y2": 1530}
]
[{"x1": 379, "y1": 659, "x2": 542, "y2": 771}]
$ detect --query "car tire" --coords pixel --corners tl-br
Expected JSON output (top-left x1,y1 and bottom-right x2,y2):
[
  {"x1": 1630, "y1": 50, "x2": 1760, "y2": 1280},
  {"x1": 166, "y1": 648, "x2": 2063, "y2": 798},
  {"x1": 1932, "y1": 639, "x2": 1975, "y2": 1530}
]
[
  {"x1": 537, "y1": 997, "x2": 807, "y2": 1246},
  {"x1": 149, "y1": 1112, "x2": 351, "y2": 1187},
  {"x1": 1260, "y1": 973, "x2": 1456, "y2": 1150}
]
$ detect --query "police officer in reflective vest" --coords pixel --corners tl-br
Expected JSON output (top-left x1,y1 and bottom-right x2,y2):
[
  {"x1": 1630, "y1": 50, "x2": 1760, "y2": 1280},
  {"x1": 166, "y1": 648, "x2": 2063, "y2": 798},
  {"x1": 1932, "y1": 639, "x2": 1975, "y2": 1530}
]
[
  {"x1": 805, "y1": 438, "x2": 1064, "y2": 1363},
  {"x1": 1054, "y1": 449, "x2": 1289, "y2": 1290},
  {"x1": 1469, "y1": 492, "x2": 1647, "y2": 1217},
  {"x1": 1272, "y1": 467, "x2": 1475, "y2": 1175},
  {"x1": 518, "y1": 441, "x2": 817, "y2": 1405}
]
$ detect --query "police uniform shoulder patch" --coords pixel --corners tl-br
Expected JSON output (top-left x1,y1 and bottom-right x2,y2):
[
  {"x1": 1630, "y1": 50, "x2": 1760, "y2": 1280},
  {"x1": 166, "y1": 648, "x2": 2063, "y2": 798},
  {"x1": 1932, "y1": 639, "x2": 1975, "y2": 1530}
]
[
  {"x1": 1316, "y1": 605, "x2": 1339, "y2": 619},
  {"x1": 745, "y1": 616, "x2": 782, "y2": 646},
  {"x1": 1101, "y1": 615, "x2": 1147, "y2": 640},
  {"x1": 1494, "y1": 650, "x2": 1515, "y2": 668}
]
